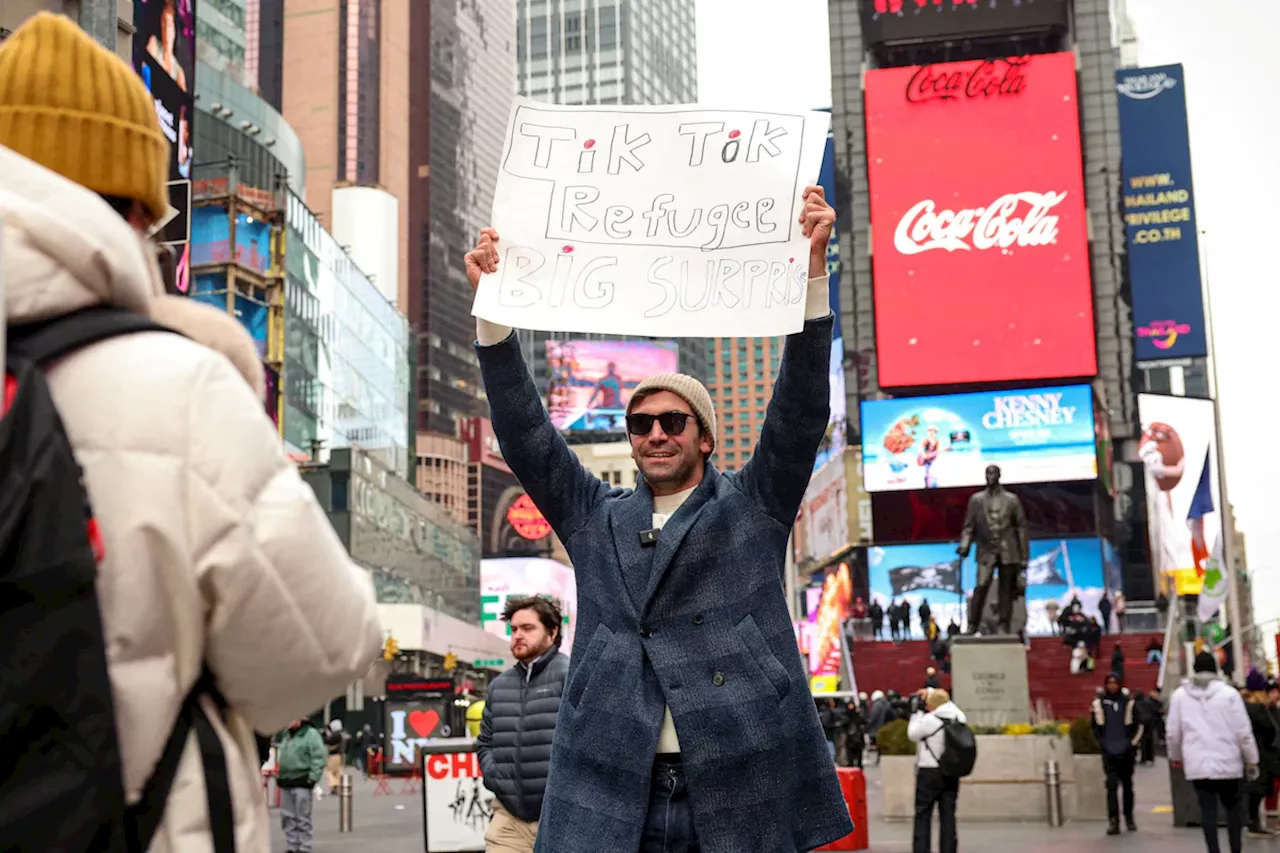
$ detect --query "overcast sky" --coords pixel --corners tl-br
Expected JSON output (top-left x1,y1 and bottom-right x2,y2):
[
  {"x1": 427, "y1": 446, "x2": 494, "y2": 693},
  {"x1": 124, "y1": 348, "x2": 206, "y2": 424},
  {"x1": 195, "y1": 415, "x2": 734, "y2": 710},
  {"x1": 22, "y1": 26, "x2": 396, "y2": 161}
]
[{"x1": 697, "y1": 0, "x2": 1280, "y2": 631}]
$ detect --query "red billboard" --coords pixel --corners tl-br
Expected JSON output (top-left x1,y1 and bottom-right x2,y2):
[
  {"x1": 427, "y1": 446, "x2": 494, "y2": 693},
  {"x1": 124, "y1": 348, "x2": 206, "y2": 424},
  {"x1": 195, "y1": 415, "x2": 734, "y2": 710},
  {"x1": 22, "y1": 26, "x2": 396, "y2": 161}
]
[{"x1": 865, "y1": 53, "x2": 1096, "y2": 388}]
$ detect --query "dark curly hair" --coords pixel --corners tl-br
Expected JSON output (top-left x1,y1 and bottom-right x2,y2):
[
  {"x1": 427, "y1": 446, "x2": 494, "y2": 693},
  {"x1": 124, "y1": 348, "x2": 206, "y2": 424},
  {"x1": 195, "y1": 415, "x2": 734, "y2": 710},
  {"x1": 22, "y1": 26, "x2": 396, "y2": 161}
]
[{"x1": 501, "y1": 595, "x2": 564, "y2": 647}]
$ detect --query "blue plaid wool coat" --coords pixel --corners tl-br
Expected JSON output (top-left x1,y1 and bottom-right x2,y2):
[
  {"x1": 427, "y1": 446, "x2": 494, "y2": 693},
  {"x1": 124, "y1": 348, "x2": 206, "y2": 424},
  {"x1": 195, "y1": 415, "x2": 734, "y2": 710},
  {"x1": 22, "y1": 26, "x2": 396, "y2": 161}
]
[{"x1": 475, "y1": 314, "x2": 852, "y2": 853}]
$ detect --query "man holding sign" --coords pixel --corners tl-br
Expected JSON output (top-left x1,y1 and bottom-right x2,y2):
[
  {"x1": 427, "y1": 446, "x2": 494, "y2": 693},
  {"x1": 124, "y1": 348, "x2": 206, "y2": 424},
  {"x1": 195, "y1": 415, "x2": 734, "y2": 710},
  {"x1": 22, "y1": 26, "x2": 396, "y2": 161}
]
[{"x1": 466, "y1": 185, "x2": 851, "y2": 853}]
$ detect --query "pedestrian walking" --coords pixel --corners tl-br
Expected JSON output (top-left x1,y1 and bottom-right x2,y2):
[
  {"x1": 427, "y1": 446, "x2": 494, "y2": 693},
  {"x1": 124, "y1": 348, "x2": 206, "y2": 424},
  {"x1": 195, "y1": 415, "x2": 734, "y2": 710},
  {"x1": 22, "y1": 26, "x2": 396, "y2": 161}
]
[
  {"x1": 889, "y1": 599, "x2": 902, "y2": 641},
  {"x1": 1099, "y1": 593, "x2": 1113, "y2": 634},
  {"x1": 465, "y1": 187, "x2": 851, "y2": 853},
  {"x1": 918, "y1": 599, "x2": 932, "y2": 638},
  {"x1": 323, "y1": 720, "x2": 347, "y2": 793},
  {"x1": 359, "y1": 724, "x2": 377, "y2": 778},
  {"x1": 1091, "y1": 673, "x2": 1143, "y2": 834},
  {"x1": 0, "y1": 14, "x2": 381, "y2": 852},
  {"x1": 819, "y1": 698, "x2": 842, "y2": 763},
  {"x1": 1135, "y1": 689, "x2": 1164, "y2": 765},
  {"x1": 1242, "y1": 670, "x2": 1279, "y2": 837},
  {"x1": 476, "y1": 596, "x2": 569, "y2": 853},
  {"x1": 1111, "y1": 643, "x2": 1126, "y2": 687},
  {"x1": 908, "y1": 688, "x2": 970, "y2": 853},
  {"x1": 1167, "y1": 652, "x2": 1260, "y2": 853},
  {"x1": 277, "y1": 719, "x2": 327, "y2": 853},
  {"x1": 1115, "y1": 592, "x2": 1128, "y2": 632},
  {"x1": 842, "y1": 699, "x2": 866, "y2": 768},
  {"x1": 870, "y1": 599, "x2": 886, "y2": 640}
]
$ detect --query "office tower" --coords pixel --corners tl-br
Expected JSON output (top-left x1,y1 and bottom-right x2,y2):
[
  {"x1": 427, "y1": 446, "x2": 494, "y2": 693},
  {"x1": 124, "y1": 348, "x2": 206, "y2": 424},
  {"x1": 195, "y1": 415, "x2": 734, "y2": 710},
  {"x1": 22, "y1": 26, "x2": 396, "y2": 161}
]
[
  {"x1": 516, "y1": 0, "x2": 696, "y2": 105},
  {"x1": 198, "y1": 0, "x2": 248, "y2": 84},
  {"x1": 271, "y1": 0, "x2": 515, "y2": 436}
]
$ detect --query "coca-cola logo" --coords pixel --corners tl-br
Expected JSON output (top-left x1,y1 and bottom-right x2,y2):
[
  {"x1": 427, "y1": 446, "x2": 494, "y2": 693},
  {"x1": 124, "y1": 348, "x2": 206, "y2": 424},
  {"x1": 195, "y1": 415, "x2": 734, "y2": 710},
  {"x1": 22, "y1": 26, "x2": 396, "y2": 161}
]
[
  {"x1": 906, "y1": 57, "x2": 1029, "y2": 104},
  {"x1": 894, "y1": 191, "x2": 1066, "y2": 255}
]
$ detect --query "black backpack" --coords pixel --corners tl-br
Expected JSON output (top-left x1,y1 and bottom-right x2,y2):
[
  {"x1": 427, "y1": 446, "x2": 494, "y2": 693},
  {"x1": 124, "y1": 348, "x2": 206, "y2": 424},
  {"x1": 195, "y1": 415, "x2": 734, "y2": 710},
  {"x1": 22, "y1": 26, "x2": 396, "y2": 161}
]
[
  {"x1": 0, "y1": 307, "x2": 236, "y2": 852},
  {"x1": 926, "y1": 717, "x2": 978, "y2": 779}
]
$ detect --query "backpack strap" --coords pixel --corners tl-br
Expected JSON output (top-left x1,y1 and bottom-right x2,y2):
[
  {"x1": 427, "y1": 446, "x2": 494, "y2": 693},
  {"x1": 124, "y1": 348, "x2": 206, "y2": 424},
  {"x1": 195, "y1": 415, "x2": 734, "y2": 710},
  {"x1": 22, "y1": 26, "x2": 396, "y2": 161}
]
[
  {"x1": 126, "y1": 667, "x2": 236, "y2": 853},
  {"x1": 8, "y1": 305, "x2": 178, "y2": 366}
]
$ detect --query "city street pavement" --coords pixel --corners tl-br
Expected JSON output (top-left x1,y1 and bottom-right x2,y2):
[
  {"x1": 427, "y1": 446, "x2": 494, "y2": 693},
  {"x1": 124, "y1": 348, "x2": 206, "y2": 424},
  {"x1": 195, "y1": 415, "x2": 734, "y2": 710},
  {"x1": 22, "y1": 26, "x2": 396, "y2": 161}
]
[{"x1": 273, "y1": 758, "x2": 1236, "y2": 852}]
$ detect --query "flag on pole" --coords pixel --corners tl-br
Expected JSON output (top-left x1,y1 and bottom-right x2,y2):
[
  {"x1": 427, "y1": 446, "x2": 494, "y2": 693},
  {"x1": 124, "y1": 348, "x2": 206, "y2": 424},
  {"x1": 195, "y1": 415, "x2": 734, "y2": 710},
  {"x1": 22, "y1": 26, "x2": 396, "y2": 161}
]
[
  {"x1": 1186, "y1": 446, "x2": 1228, "y2": 621},
  {"x1": 1187, "y1": 447, "x2": 1214, "y2": 576}
]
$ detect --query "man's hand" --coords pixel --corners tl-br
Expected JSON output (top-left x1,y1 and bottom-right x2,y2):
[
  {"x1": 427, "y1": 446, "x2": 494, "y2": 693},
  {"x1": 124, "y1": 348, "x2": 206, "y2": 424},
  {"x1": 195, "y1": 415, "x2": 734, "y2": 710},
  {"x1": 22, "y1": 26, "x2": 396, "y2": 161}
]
[
  {"x1": 798, "y1": 185, "x2": 835, "y2": 280},
  {"x1": 465, "y1": 228, "x2": 500, "y2": 291}
]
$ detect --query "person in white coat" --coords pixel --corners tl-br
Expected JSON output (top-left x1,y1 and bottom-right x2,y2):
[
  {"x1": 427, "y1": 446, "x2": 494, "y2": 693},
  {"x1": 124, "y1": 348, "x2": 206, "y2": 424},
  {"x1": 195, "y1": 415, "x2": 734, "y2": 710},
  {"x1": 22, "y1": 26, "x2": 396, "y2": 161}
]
[
  {"x1": 1167, "y1": 652, "x2": 1260, "y2": 853},
  {"x1": 0, "y1": 13, "x2": 382, "y2": 852},
  {"x1": 908, "y1": 687, "x2": 967, "y2": 853}
]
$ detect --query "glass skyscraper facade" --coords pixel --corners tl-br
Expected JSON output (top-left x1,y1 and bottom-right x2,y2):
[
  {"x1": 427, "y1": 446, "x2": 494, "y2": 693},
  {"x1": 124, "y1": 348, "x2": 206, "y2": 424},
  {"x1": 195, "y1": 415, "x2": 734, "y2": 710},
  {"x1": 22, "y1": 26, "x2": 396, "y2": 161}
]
[{"x1": 284, "y1": 192, "x2": 412, "y2": 477}]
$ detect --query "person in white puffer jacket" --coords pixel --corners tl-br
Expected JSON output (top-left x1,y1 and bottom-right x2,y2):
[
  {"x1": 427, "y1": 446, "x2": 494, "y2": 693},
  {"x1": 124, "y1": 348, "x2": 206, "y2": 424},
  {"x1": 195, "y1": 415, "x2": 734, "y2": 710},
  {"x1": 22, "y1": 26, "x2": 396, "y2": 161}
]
[
  {"x1": 1167, "y1": 651, "x2": 1259, "y2": 853},
  {"x1": 0, "y1": 14, "x2": 383, "y2": 852}
]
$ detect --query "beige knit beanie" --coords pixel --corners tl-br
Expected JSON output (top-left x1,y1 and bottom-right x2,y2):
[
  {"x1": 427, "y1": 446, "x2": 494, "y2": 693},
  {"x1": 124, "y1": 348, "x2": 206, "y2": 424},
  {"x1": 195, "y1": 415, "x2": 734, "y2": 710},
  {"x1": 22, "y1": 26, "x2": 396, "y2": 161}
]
[{"x1": 628, "y1": 373, "x2": 717, "y2": 450}]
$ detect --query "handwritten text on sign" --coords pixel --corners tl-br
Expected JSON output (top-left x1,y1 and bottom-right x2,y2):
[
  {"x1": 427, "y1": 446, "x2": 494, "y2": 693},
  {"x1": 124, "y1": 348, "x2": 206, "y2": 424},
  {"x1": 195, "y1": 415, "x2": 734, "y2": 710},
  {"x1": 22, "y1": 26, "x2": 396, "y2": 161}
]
[{"x1": 472, "y1": 100, "x2": 830, "y2": 337}]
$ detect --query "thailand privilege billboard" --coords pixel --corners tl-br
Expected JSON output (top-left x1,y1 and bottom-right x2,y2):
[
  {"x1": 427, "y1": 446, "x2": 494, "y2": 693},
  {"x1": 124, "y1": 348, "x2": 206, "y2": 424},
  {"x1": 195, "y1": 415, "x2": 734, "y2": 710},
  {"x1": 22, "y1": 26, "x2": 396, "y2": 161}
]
[{"x1": 1116, "y1": 65, "x2": 1208, "y2": 361}]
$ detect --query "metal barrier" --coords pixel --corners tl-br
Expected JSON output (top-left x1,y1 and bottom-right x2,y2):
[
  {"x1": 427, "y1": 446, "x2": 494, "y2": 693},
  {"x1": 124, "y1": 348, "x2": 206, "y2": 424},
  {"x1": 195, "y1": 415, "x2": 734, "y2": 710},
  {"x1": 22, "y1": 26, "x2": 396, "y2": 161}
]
[
  {"x1": 1044, "y1": 759, "x2": 1063, "y2": 827},
  {"x1": 338, "y1": 773, "x2": 354, "y2": 833}
]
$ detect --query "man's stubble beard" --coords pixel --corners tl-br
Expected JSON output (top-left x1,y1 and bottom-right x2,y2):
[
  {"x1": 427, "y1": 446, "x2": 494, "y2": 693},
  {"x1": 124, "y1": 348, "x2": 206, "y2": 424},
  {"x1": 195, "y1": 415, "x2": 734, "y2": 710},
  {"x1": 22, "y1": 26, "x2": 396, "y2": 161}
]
[{"x1": 640, "y1": 450, "x2": 698, "y2": 489}]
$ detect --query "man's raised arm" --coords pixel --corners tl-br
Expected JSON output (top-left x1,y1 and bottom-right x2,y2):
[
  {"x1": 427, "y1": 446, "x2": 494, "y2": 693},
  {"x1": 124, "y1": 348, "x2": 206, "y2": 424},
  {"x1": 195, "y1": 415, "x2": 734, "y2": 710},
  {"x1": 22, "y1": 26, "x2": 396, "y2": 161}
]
[
  {"x1": 468, "y1": 228, "x2": 608, "y2": 541},
  {"x1": 734, "y1": 187, "x2": 837, "y2": 525}
]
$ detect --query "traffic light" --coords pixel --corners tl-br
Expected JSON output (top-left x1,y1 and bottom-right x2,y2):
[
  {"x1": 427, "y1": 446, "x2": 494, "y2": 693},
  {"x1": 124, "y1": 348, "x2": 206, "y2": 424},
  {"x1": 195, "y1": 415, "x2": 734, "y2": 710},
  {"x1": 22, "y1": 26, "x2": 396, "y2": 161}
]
[
  {"x1": 383, "y1": 635, "x2": 399, "y2": 661},
  {"x1": 443, "y1": 651, "x2": 458, "y2": 671}
]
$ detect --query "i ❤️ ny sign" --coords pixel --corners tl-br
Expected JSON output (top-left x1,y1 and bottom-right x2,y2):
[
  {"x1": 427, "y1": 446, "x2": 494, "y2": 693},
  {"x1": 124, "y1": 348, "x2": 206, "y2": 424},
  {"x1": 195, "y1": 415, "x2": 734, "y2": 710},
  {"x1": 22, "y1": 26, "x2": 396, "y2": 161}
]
[
  {"x1": 385, "y1": 702, "x2": 449, "y2": 767},
  {"x1": 472, "y1": 98, "x2": 830, "y2": 338}
]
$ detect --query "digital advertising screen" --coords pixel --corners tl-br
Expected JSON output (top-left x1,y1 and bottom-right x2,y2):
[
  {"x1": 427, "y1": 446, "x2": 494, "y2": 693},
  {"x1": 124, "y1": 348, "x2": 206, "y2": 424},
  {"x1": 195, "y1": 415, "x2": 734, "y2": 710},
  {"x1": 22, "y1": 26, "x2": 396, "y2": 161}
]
[
  {"x1": 804, "y1": 560, "x2": 853, "y2": 678},
  {"x1": 860, "y1": 0, "x2": 1069, "y2": 48},
  {"x1": 546, "y1": 339, "x2": 678, "y2": 432},
  {"x1": 1116, "y1": 65, "x2": 1208, "y2": 361},
  {"x1": 864, "y1": 52, "x2": 1096, "y2": 388},
  {"x1": 861, "y1": 384, "x2": 1097, "y2": 492},
  {"x1": 133, "y1": 0, "x2": 196, "y2": 286},
  {"x1": 868, "y1": 536, "x2": 1106, "y2": 636},
  {"x1": 814, "y1": 122, "x2": 849, "y2": 473},
  {"x1": 1137, "y1": 394, "x2": 1224, "y2": 611},
  {"x1": 479, "y1": 557, "x2": 578, "y2": 655}
]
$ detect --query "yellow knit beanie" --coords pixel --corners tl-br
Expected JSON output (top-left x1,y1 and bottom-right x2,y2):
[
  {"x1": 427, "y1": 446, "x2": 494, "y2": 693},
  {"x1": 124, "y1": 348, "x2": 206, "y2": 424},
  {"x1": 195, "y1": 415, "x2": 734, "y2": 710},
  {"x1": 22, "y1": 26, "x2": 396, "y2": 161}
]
[{"x1": 0, "y1": 13, "x2": 170, "y2": 223}]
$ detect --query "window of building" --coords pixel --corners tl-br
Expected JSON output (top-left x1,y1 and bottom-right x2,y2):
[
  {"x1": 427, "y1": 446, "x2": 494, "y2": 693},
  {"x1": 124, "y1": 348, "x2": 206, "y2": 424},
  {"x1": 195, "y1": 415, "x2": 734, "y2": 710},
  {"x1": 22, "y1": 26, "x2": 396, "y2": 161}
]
[
  {"x1": 530, "y1": 16, "x2": 548, "y2": 59},
  {"x1": 599, "y1": 4, "x2": 617, "y2": 49},
  {"x1": 565, "y1": 13, "x2": 581, "y2": 51}
]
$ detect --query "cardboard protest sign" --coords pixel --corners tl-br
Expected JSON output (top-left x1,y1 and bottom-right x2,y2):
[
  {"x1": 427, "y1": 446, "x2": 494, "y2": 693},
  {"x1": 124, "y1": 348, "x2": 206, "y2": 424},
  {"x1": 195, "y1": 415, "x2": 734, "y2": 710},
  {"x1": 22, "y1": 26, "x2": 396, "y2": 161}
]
[{"x1": 472, "y1": 99, "x2": 830, "y2": 337}]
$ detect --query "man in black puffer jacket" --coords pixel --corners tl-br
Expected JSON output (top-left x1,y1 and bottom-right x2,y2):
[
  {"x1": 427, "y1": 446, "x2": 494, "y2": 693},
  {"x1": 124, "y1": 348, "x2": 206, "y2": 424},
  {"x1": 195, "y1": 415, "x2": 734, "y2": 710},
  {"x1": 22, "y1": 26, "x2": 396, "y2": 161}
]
[{"x1": 477, "y1": 595, "x2": 569, "y2": 853}]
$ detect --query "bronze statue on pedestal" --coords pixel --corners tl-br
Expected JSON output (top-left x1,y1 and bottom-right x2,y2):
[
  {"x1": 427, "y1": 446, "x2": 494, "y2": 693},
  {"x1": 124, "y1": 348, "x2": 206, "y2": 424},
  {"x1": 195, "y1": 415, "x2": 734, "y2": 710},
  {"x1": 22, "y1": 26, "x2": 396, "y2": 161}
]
[{"x1": 957, "y1": 464, "x2": 1028, "y2": 636}]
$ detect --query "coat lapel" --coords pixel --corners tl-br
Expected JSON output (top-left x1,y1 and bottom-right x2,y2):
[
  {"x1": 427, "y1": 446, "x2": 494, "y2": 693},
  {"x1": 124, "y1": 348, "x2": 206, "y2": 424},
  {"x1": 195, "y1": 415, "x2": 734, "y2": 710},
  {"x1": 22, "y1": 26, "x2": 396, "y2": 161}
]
[
  {"x1": 608, "y1": 482, "x2": 654, "y2": 617},
  {"x1": 640, "y1": 467, "x2": 719, "y2": 610}
]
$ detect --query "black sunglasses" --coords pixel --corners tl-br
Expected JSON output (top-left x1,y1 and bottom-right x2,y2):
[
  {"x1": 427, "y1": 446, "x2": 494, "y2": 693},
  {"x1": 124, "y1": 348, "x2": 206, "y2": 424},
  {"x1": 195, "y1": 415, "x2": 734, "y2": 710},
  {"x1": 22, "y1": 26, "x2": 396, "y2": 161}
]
[{"x1": 626, "y1": 411, "x2": 693, "y2": 437}]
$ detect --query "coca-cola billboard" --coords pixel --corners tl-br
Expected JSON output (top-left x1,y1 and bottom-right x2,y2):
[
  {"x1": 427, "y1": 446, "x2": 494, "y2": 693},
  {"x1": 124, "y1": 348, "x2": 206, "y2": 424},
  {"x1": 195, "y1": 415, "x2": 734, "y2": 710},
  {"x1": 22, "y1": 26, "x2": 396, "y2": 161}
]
[{"x1": 866, "y1": 53, "x2": 1096, "y2": 388}]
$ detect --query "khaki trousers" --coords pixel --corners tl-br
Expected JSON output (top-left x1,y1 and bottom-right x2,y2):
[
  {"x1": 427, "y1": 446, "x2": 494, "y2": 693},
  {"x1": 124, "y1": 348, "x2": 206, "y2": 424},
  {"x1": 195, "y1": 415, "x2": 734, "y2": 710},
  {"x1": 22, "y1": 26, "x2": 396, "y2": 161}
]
[
  {"x1": 325, "y1": 753, "x2": 344, "y2": 790},
  {"x1": 485, "y1": 800, "x2": 538, "y2": 853}
]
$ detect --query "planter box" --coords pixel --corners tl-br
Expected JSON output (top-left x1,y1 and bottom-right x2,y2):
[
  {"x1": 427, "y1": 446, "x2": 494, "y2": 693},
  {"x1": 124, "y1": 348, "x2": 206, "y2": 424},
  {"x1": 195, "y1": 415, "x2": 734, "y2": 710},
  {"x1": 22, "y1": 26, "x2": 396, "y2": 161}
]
[
  {"x1": 880, "y1": 755, "x2": 917, "y2": 821},
  {"x1": 878, "y1": 736, "x2": 1088, "y2": 823},
  {"x1": 1070, "y1": 755, "x2": 1108, "y2": 821}
]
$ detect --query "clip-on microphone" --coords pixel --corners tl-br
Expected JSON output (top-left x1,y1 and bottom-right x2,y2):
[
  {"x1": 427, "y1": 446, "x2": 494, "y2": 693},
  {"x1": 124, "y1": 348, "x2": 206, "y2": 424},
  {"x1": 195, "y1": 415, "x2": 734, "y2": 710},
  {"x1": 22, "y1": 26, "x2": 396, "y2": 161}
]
[{"x1": 639, "y1": 529, "x2": 660, "y2": 547}]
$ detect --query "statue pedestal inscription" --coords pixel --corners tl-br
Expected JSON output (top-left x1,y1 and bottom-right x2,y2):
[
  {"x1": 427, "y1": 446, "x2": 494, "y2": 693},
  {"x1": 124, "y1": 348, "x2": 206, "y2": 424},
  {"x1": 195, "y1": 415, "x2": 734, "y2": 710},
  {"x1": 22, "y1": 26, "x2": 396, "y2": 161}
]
[{"x1": 949, "y1": 635, "x2": 1031, "y2": 727}]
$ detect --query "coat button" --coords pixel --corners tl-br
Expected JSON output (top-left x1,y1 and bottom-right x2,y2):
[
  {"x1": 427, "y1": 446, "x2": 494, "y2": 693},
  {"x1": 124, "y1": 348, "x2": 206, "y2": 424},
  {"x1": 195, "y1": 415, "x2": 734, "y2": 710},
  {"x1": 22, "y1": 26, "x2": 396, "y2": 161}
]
[
  {"x1": 692, "y1": 614, "x2": 704, "y2": 625},
  {"x1": 712, "y1": 671, "x2": 725, "y2": 686},
  {"x1": 639, "y1": 627, "x2": 652, "y2": 639}
]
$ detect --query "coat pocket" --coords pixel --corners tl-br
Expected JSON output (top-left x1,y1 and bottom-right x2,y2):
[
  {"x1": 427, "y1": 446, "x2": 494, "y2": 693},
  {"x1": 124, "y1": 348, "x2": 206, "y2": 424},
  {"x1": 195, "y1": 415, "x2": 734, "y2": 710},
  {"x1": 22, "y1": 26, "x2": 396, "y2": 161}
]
[
  {"x1": 566, "y1": 623, "x2": 613, "y2": 709},
  {"x1": 733, "y1": 614, "x2": 792, "y2": 703}
]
